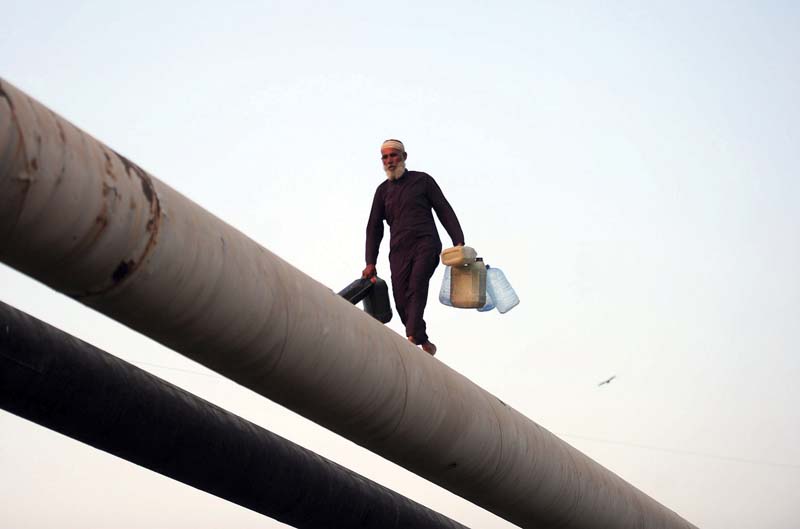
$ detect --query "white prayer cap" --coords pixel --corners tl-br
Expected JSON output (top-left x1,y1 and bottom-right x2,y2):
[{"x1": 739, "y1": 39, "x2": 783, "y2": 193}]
[{"x1": 381, "y1": 139, "x2": 405, "y2": 152}]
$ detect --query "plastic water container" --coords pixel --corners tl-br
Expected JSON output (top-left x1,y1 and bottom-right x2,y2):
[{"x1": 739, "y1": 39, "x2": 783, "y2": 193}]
[
  {"x1": 337, "y1": 276, "x2": 393, "y2": 323},
  {"x1": 338, "y1": 277, "x2": 373, "y2": 305},
  {"x1": 450, "y1": 258, "x2": 487, "y2": 308},
  {"x1": 438, "y1": 266, "x2": 453, "y2": 306},
  {"x1": 486, "y1": 266, "x2": 519, "y2": 314},
  {"x1": 363, "y1": 277, "x2": 393, "y2": 323},
  {"x1": 441, "y1": 245, "x2": 477, "y2": 267}
]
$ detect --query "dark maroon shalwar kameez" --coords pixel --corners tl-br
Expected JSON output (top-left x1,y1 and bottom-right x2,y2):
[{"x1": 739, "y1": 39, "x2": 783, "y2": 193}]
[{"x1": 365, "y1": 170, "x2": 464, "y2": 345}]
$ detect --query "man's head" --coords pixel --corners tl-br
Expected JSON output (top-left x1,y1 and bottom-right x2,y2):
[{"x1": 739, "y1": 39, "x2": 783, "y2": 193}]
[{"x1": 381, "y1": 139, "x2": 408, "y2": 180}]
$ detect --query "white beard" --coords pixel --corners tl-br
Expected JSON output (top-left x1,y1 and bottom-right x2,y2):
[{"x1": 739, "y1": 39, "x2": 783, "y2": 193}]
[{"x1": 385, "y1": 160, "x2": 406, "y2": 180}]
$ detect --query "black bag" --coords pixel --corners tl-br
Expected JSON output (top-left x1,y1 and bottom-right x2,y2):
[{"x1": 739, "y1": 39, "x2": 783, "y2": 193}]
[{"x1": 338, "y1": 277, "x2": 393, "y2": 324}]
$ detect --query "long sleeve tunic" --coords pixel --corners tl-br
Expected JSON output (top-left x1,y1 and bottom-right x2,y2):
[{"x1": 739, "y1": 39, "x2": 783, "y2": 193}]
[{"x1": 365, "y1": 170, "x2": 464, "y2": 264}]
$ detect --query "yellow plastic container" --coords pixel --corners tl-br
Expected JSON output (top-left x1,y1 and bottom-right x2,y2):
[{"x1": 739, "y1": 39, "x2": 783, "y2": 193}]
[
  {"x1": 441, "y1": 245, "x2": 477, "y2": 267},
  {"x1": 450, "y1": 259, "x2": 487, "y2": 308}
]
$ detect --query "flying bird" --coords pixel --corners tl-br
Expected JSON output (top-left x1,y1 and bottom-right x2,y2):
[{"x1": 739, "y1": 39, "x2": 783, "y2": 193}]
[{"x1": 598, "y1": 375, "x2": 616, "y2": 386}]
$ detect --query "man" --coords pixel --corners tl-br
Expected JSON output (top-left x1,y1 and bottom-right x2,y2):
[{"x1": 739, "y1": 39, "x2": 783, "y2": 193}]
[{"x1": 362, "y1": 139, "x2": 465, "y2": 356}]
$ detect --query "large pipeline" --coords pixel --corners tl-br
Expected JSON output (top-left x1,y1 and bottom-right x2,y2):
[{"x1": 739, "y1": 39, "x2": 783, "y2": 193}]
[
  {"x1": 0, "y1": 77, "x2": 698, "y2": 529},
  {"x1": 0, "y1": 300, "x2": 470, "y2": 529}
]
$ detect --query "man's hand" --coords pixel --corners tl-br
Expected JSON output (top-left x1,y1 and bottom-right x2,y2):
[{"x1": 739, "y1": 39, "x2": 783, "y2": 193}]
[{"x1": 362, "y1": 264, "x2": 377, "y2": 284}]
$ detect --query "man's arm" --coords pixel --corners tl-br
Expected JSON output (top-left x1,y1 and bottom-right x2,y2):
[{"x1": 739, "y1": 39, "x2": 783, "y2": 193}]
[
  {"x1": 365, "y1": 186, "x2": 385, "y2": 267},
  {"x1": 427, "y1": 175, "x2": 465, "y2": 246}
]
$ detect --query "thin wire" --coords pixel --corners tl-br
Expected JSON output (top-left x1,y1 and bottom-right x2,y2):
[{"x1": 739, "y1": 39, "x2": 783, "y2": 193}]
[{"x1": 559, "y1": 432, "x2": 800, "y2": 470}]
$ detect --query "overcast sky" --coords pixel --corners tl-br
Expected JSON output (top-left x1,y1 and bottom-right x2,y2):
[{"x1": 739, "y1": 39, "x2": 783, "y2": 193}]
[{"x1": 1, "y1": 2, "x2": 799, "y2": 528}]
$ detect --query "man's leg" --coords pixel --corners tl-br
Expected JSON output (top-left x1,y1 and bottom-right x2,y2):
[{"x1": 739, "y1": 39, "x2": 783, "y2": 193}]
[
  {"x1": 389, "y1": 253, "x2": 413, "y2": 329},
  {"x1": 405, "y1": 246, "x2": 440, "y2": 346}
]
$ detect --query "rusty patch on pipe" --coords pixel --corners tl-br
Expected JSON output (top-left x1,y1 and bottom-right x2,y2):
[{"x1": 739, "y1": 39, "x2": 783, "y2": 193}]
[
  {"x1": 0, "y1": 82, "x2": 30, "y2": 173},
  {"x1": 103, "y1": 151, "x2": 116, "y2": 180},
  {"x1": 71, "y1": 148, "x2": 162, "y2": 297},
  {"x1": 95, "y1": 213, "x2": 108, "y2": 230},
  {"x1": 47, "y1": 111, "x2": 68, "y2": 188},
  {"x1": 101, "y1": 181, "x2": 118, "y2": 199},
  {"x1": 54, "y1": 115, "x2": 66, "y2": 143},
  {"x1": 105, "y1": 150, "x2": 161, "y2": 287},
  {"x1": 114, "y1": 152, "x2": 159, "y2": 210},
  {"x1": 111, "y1": 259, "x2": 136, "y2": 283},
  {"x1": 0, "y1": 81, "x2": 35, "y2": 229},
  {"x1": 66, "y1": 184, "x2": 111, "y2": 260}
]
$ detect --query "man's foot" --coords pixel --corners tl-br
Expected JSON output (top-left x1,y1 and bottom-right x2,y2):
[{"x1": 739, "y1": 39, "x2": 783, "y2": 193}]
[
  {"x1": 408, "y1": 336, "x2": 437, "y2": 356},
  {"x1": 421, "y1": 341, "x2": 437, "y2": 356}
]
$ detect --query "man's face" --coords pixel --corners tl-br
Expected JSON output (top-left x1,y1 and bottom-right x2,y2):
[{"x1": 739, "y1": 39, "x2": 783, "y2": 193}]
[{"x1": 381, "y1": 148, "x2": 407, "y2": 180}]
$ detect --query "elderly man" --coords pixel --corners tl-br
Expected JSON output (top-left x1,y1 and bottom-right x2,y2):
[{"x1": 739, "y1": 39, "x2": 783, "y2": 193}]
[{"x1": 362, "y1": 139, "x2": 465, "y2": 356}]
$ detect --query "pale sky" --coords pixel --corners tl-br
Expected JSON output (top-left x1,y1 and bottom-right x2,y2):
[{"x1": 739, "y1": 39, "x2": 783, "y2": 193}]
[{"x1": 1, "y1": 2, "x2": 799, "y2": 528}]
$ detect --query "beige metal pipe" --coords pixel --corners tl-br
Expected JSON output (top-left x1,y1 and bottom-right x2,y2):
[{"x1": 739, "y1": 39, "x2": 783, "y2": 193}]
[{"x1": 0, "y1": 78, "x2": 698, "y2": 529}]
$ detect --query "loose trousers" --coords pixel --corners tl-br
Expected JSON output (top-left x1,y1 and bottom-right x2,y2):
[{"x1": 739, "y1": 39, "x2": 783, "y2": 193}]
[{"x1": 389, "y1": 240, "x2": 440, "y2": 345}]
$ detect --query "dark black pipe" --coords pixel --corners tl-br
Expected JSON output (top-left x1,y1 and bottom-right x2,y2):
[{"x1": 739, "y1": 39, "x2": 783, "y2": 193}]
[{"x1": 0, "y1": 301, "x2": 469, "y2": 529}]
